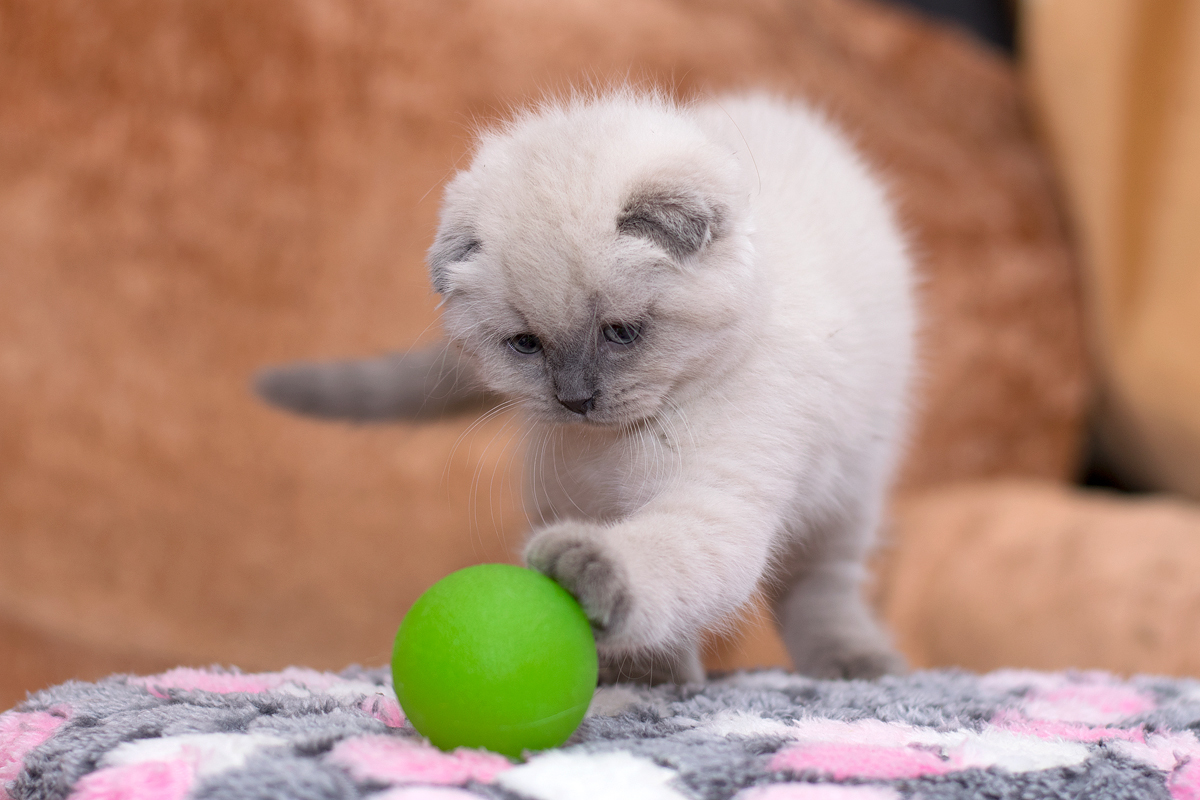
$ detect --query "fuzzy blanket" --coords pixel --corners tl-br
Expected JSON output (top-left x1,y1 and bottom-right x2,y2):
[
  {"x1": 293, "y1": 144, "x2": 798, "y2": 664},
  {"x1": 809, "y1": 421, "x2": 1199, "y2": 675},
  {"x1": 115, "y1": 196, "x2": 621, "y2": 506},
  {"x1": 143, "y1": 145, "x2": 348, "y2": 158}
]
[{"x1": 4, "y1": 667, "x2": 1199, "y2": 800}]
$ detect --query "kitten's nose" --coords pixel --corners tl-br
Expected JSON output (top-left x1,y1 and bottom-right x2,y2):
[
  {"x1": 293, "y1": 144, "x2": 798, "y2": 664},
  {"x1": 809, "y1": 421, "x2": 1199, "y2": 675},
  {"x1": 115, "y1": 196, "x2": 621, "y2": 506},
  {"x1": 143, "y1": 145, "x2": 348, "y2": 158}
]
[{"x1": 558, "y1": 393, "x2": 597, "y2": 415}]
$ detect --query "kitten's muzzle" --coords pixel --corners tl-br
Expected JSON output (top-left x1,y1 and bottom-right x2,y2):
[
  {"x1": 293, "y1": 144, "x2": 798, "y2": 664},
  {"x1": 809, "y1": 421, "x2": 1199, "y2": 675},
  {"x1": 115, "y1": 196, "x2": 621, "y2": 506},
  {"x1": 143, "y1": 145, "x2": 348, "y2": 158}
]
[{"x1": 558, "y1": 392, "x2": 597, "y2": 416}]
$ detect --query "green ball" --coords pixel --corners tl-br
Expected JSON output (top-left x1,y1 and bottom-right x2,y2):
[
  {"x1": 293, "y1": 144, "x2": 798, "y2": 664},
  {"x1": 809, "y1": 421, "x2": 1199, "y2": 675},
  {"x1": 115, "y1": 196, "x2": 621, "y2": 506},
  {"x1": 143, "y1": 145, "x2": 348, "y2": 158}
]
[{"x1": 392, "y1": 564, "x2": 598, "y2": 758}]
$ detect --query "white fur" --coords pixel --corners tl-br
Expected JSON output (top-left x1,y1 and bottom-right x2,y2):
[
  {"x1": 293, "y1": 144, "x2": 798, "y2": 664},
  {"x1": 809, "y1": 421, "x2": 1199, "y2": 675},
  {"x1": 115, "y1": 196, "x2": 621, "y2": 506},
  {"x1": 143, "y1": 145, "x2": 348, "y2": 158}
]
[
  {"x1": 256, "y1": 90, "x2": 914, "y2": 682},
  {"x1": 432, "y1": 91, "x2": 915, "y2": 682}
]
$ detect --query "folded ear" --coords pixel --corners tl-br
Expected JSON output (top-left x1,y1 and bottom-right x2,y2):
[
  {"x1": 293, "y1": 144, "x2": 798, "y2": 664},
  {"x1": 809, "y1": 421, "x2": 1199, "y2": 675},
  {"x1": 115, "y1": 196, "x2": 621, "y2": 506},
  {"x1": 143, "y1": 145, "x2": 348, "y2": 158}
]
[
  {"x1": 427, "y1": 227, "x2": 481, "y2": 295},
  {"x1": 617, "y1": 187, "x2": 727, "y2": 261}
]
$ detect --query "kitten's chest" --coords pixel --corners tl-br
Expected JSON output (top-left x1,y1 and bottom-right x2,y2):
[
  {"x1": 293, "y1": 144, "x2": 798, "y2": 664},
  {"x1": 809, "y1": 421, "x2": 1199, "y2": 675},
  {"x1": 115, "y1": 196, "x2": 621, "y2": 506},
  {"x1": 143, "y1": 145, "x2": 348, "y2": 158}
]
[{"x1": 523, "y1": 424, "x2": 680, "y2": 524}]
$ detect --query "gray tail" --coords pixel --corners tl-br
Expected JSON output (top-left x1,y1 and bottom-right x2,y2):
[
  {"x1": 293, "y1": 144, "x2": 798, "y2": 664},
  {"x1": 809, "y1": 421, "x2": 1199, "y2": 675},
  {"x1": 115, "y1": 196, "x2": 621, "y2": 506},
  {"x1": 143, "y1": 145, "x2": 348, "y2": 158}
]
[{"x1": 254, "y1": 341, "x2": 494, "y2": 422}]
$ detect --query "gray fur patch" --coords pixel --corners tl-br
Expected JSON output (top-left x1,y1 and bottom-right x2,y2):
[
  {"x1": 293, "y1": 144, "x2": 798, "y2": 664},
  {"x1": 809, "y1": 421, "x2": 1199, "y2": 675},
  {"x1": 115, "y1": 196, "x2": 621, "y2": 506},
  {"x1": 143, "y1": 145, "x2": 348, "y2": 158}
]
[
  {"x1": 192, "y1": 754, "x2": 361, "y2": 800},
  {"x1": 891, "y1": 759, "x2": 1172, "y2": 800},
  {"x1": 427, "y1": 226, "x2": 477, "y2": 296},
  {"x1": 254, "y1": 342, "x2": 494, "y2": 422},
  {"x1": 617, "y1": 187, "x2": 725, "y2": 260},
  {"x1": 545, "y1": 340, "x2": 601, "y2": 412},
  {"x1": 427, "y1": 228, "x2": 481, "y2": 294}
]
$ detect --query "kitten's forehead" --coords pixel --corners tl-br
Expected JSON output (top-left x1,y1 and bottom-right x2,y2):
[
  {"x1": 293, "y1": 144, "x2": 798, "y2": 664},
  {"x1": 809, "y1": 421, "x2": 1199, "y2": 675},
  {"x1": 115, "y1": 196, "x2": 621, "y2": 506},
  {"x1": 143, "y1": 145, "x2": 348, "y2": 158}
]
[
  {"x1": 467, "y1": 99, "x2": 710, "y2": 234},
  {"x1": 505, "y1": 271, "x2": 648, "y2": 337},
  {"x1": 434, "y1": 95, "x2": 742, "y2": 318},
  {"x1": 458, "y1": 102, "x2": 707, "y2": 308}
]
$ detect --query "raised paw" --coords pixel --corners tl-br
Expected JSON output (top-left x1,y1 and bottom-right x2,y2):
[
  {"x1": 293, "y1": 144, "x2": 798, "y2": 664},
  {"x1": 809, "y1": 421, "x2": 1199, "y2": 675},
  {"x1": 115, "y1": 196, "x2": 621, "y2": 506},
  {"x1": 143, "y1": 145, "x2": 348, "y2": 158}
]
[{"x1": 524, "y1": 524, "x2": 632, "y2": 641}]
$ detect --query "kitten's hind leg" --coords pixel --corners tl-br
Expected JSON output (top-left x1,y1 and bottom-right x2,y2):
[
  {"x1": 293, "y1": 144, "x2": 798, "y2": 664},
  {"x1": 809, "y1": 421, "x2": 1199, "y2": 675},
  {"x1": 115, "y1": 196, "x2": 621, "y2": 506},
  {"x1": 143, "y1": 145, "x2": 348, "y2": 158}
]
[
  {"x1": 254, "y1": 339, "x2": 495, "y2": 422},
  {"x1": 771, "y1": 560, "x2": 905, "y2": 680}
]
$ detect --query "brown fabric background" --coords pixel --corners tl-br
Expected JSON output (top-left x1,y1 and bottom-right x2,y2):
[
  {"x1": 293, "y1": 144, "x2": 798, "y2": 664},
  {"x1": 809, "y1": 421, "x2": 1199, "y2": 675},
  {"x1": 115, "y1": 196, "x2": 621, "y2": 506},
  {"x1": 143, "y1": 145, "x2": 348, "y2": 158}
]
[
  {"x1": 884, "y1": 480, "x2": 1200, "y2": 676},
  {"x1": 0, "y1": 0, "x2": 1088, "y2": 710}
]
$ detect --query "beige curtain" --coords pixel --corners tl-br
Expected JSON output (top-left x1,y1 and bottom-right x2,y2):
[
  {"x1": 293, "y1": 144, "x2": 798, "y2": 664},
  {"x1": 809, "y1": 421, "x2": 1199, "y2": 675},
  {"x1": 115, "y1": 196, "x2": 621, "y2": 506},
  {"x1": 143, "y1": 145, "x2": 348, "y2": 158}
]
[{"x1": 1022, "y1": 0, "x2": 1200, "y2": 497}]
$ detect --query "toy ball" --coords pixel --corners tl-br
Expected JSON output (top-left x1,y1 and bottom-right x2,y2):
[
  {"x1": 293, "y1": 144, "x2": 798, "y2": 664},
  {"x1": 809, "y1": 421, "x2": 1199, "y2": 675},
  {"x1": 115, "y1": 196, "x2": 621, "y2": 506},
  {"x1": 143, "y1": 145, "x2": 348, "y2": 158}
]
[{"x1": 392, "y1": 563, "x2": 598, "y2": 758}]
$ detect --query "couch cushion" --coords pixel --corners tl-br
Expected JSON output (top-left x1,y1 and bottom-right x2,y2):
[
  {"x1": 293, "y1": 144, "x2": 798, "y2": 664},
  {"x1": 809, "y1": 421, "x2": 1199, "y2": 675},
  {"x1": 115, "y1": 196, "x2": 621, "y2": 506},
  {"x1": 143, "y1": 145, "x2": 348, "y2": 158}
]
[
  {"x1": 884, "y1": 480, "x2": 1200, "y2": 675},
  {"x1": 0, "y1": 0, "x2": 1086, "y2": 706}
]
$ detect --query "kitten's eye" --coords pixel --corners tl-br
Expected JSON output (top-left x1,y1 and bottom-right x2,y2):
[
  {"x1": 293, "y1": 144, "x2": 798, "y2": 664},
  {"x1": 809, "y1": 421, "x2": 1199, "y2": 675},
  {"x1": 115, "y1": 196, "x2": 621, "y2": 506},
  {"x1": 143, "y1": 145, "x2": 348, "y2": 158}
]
[
  {"x1": 507, "y1": 333, "x2": 543, "y2": 355},
  {"x1": 602, "y1": 323, "x2": 641, "y2": 345}
]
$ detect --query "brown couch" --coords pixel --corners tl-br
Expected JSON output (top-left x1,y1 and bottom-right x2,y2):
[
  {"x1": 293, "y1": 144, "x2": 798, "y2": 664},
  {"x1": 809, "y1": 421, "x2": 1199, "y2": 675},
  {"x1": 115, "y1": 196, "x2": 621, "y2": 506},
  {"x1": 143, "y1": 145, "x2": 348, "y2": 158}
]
[{"x1": 3, "y1": 0, "x2": 1191, "y2": 712}]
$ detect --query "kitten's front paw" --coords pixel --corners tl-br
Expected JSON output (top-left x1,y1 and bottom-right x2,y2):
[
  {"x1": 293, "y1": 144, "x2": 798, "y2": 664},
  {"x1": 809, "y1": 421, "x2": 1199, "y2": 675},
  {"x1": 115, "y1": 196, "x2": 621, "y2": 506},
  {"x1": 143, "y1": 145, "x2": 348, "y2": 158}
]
[{"x1": 525, "y1": 524, "x2": 632, "y2": 641}]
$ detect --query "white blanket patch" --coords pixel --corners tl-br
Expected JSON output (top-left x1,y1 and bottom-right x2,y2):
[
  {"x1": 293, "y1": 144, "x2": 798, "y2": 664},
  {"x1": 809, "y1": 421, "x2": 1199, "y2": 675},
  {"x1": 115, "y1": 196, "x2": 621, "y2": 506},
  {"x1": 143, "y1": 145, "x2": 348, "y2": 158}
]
[
  {"x1": 497, "y1": 751, "x2": 687, "y2": 800},
  {"x1": 100, "y1": 732, "x2": 288, "y2": 777}
]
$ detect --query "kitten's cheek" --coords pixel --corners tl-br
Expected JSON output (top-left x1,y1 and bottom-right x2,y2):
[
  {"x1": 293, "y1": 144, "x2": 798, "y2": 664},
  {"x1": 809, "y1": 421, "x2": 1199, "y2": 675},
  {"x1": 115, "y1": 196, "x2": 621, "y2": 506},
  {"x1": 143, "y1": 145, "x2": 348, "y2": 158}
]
[{"x1": 523, "y1": 524, "x2": 633, "y2": 641}]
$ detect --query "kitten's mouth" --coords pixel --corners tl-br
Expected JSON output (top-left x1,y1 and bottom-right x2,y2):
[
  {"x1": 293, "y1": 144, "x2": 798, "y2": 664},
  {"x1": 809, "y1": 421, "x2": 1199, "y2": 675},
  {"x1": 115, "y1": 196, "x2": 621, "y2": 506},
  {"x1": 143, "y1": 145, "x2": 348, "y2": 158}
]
[
  {"x1": 552, "y1": 392, "x2": 613, "y2": 425},
  {"x1": 523, "y1": 393, "x2": 656, "y2": 428},
  {"x1": 560, "y1": 407, "x2": 612, "y2": 426},
  {"x1": 525, "y1": 399, "x2": 623, "y2": 427},
  {"x1": 553, "y1": 403, "x2": 658, "y2": 430}
]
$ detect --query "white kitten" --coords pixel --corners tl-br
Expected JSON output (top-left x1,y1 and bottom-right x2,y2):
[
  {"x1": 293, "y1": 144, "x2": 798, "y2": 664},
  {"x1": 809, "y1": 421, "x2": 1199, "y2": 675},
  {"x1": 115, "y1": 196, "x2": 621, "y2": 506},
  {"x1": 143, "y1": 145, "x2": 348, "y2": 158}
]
[{"x1": 258, "y1": 90, "x2": 915, "y2": 684}]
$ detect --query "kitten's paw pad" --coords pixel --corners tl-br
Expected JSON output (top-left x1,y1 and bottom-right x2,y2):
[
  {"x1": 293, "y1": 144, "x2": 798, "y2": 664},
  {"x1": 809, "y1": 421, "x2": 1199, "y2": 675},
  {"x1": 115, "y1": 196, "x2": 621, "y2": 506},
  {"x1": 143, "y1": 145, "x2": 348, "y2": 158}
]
[
  {"x1": 802, "y1": 647, "x2": 906, "y2": 681},
  {"x1": 525, "y1": 528, "x2": 631, "y2": 638}
]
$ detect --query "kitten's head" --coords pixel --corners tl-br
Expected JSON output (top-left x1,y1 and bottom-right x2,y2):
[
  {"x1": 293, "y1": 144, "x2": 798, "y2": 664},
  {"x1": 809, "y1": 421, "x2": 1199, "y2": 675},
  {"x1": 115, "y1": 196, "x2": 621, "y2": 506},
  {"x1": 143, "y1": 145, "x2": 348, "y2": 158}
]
[{"x1": 429, "y1": 93, "x2": 758, "y2": 426}]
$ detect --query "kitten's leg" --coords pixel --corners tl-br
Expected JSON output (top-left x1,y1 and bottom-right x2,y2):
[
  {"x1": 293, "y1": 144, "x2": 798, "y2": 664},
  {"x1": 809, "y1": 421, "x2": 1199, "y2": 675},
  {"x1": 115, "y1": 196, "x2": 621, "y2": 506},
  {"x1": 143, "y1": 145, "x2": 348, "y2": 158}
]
[
  {"x1": 597, "y1": 644, "x2": 705, "y2": 686},
  {"x1": 770, "y1": 552, "x2": 905, "y2": 680},
  {"x1": 254, "y1": 339, "x2": 495, "y2": 421},
  {"x1": 524, "y1": 505, "x2": 774, "y2": 686}
]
